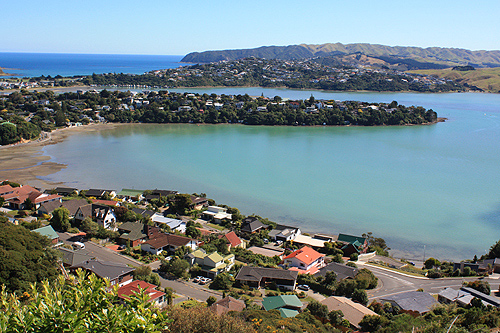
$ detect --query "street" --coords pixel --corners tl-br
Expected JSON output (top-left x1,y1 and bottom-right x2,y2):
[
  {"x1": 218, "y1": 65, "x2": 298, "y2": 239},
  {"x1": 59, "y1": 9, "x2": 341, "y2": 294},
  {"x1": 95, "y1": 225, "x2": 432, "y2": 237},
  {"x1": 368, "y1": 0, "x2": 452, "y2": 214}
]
[{"x1": 360, "y1": 263, "x2": 500, "y2": 300}]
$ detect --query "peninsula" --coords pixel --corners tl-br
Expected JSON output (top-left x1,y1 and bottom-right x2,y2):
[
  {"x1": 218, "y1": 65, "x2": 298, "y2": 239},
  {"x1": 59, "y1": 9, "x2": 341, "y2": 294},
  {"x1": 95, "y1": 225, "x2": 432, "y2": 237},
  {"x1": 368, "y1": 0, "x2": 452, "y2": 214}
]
[{"x1": 0, "y1": 89, "x2": 438, "y2": 146}]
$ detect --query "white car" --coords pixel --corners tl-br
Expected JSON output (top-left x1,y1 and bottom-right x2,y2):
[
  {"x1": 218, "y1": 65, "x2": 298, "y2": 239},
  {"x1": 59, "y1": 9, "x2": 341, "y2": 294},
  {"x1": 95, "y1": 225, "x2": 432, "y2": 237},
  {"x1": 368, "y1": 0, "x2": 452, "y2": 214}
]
[
  {"x1": 193, "y1": 276, "x2": 203, "y2": 283},
  {"x1": 199, "y1": 277, "x2": 212, "y2": 285}
]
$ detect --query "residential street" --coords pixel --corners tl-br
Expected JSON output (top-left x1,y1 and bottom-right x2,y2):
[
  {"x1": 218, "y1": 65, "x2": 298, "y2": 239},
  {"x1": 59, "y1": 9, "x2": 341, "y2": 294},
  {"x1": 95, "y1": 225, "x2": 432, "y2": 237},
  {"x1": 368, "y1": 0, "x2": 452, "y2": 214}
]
[
  {"x1": 58, "y1": 232, "x2": 222, "y2": 304},
  {"x1": 360, "y1": 263, "x2": 500, "y2": 300}
]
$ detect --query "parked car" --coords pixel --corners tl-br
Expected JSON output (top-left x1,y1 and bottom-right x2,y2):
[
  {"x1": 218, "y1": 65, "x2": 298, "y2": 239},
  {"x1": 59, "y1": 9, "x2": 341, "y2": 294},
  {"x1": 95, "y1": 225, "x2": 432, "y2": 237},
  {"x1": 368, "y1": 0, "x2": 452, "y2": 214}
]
[
  {"x1": 118, "y1": 244, "x2": 126, "y2": 250},
  {"x1": 199, "y1": 277, "x2": 212, "y2": 285},
  {"x1": 72, "y1": 241, "x2": 85, "y2": 250},
  {"x1": 297, "y1": 284, "x2": 310, "y2": 291},
  {"x1": 193, "y1": 276, "x2": 203, "y2": 283}
]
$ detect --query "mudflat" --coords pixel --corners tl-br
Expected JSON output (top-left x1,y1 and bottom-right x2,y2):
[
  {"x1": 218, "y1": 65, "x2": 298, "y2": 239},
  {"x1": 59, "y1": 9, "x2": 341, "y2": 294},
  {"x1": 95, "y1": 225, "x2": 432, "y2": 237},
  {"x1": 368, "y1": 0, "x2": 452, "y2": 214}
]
[{"x1": 0, "y1": 123, "x2": 120, "y2": 189}]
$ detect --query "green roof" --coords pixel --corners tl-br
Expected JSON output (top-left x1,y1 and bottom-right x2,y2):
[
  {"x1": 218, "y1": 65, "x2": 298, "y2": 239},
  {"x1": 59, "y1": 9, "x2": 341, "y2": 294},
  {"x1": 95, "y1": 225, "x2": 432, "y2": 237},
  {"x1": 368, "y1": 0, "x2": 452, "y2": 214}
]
[
  {"x1": 338, "y1": 234, "x2": 366, "y2": 245},
  {"x1": 33, "y1": 225, "x2": 58, "y2": 240},
  {"x1": 190, "y1": 249, "x2": 207, "y2": 259},
  {"x1": 262, "y1": 295, "x2": 303, "y2": 311},
  {"x1": 279, "y1": 308, "x2": 299, "y2": 318},
  {"x1": 117, "y1": 189, "x2": 144, "y2": 197}
]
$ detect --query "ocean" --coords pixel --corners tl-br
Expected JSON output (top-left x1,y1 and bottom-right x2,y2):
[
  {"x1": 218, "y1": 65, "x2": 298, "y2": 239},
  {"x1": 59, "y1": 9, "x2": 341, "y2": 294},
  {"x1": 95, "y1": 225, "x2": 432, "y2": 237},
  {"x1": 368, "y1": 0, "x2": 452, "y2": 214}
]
[{"x1": 0, "y1": 52, "x2": 184, "y2": 78}]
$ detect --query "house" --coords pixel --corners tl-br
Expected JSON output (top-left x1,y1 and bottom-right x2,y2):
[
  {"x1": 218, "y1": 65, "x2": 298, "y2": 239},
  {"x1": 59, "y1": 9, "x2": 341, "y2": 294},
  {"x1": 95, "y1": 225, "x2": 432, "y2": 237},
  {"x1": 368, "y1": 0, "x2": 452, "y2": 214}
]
[
  {"x1": 186, "y1": 249, "x2": 235, "y2": 279},
  {"x1": 58, "y1": 247, "x2": 94, "y2": 267},
  {"x1": 141, "y1": 233, "x2": 198, "y2": 255},
  {"x1": 218, "y1": 231, "x2": 245, "y2": 250},
  {"x1": 283, "y1": 246, "x2": 325, "y2": 274},
  {"x1": 240, "y1": 217, "x2": 268, "y2": 235},
  {"x1": 292, "y1": 234, "x2": 326, "y2": 249},
  {"x1": 131, "y1": 207, "x2": 156, "y2": 219},
  {"x1": 4, "y1": 185, "x2": 62, "y2": 210},
  {"x1": 262, "y1": 295, "x2": 303, "y2": 318},
  {"x1": 52, "y1": 187, "x2": 79, "y2": 196},
  {"x1": 268, "y1": 224, "x2": 301, "y2": 242},
  {"x1": 337, "y1": 234, "x2": 368, "y2": 255},
  {"x1": 74, "y1": 204, "x2": 117, "y2": 230},
  {"x1": 70, "y1": 259, "x2": 135, "y2": 287},
  {"x1": 316, "y1": 262, "x2": 359, "y2": 281},
  {"x1": 85, "y1": 189, "x2": 116, "y2": 198},
  {"x1": 116, "y1": 189, "x2": 144, "y2": 201},
  {"x1": 321, "y1": 296, "x2": 378, "y2": 329},
  {"x1": 143, "y1": 189, "x2": 178, "y2": 201},
  {"x1": 235, "y1": 266, "x2": 298, "y2": 291},
  {"x1": 438, "y1": 287, "x2": 475, "y2": 307},
  {"x1": 117, "y1": 222, "x2": 148, "y2": 247},
  {"x1": 117, "y1": 280, "x2": 166, "y2": 306},
  {"x1": 90, "y1": 199, "x2": 120, "y2": 207},
  {"x1": 201, "y1": 206, "x2": 232, "y2": 224},
  {"x1": 190, "y1": 195, "x2": 209, "y2": 210},
  {"x1": 38, "y1": 199, "x2": 89, "y2": 218},
  {"x1": 460, "y1": 287, "x2": 500, "y2": 307},
  {"x1": 247, "y1": 246, "x2": 285, "y2": 259},
  {"x1": 211, "y1": 296, "x2": 246, "y2": 315},
  {"x1": 379, "y1": 291, "x2": 438, "y2": 314},
  {"x1": 0, "y1": 184, "x2": 15, "y2": 198},
  {"x1": 151, "y1": 215, "x2": 186, "y2": 232},
  {"x1": 32, "y1": 225, "x2": 60, "y2": 245}
]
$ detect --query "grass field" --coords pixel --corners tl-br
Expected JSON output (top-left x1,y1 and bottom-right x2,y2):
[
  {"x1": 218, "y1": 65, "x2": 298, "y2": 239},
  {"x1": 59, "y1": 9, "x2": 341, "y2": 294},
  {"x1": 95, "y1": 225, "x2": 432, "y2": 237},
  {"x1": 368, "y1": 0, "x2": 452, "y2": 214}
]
[{"x1": 410, "y1": 67, "x2": 500, "y2": 93}]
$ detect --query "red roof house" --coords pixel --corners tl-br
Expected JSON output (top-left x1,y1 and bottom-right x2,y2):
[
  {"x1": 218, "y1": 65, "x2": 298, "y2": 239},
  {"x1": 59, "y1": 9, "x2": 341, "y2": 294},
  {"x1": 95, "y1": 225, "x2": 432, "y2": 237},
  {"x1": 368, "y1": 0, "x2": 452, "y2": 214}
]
[
  {"x1": 283, "y1": 246, "x2": 325, "y2": 274},
  {"x1": 117, "y1": 280, "x2": 165, "y2": 306},
  {"x1": 218, "y1": 231, "x2": 245, "y2": 250}
]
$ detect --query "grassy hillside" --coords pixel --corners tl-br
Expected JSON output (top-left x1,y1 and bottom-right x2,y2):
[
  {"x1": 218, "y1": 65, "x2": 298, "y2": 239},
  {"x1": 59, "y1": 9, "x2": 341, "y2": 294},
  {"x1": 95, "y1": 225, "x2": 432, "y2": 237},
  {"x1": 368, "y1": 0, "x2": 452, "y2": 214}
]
[
  {"x1": 181, "y1": 42, "x2": 500, "y2": 68},
  {"x1": 410, "y1": 68, "x2": 500, "y2": 93}
]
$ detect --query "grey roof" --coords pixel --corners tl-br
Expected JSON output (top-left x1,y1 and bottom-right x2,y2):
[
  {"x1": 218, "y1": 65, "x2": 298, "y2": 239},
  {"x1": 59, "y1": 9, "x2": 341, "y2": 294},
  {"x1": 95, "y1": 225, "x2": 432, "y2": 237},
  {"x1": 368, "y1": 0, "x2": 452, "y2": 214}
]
[
  {"x1": 85, "y1": 189, "x2": 107, "y2": 197},
  {"x1": 132, "y1": 207, "x2": 155, "y2": 218},
  {"x1": 438, "y1": 287, "x2": 469, "y2": 302},
  {"x1": 461, "y1": 287, "x2": 500, "y2": 307},
  {"x1": 62, "y1": 199, "x2": 90, "y2": 216},
  {"x1": 55, "y1": 187, "x2": 78, "y2": 194},
  {"x1": 58, "y1": 247, "x2": 94, "y2": 266},
  {"x1": 241, "y1": 219, "x2": 267, "y2": 233},
  {"x1": 316, "y1": 262, "x2": 359, "y2": 280},
  {"x1": 70, "y1": 259, "x2": 135, "y2": 280},
  {"x1": 235, "y1": 266, "x2": 298, "y2": 283},
  {"x1": 118, "y1": 222, "x2": 147, "y2": 241},
  {"x1": 380, "y1": 291, "x2": 438, "y2": 314},
  {"x1": 39, "y1": 201, "x2": 62, "y2": 214}
]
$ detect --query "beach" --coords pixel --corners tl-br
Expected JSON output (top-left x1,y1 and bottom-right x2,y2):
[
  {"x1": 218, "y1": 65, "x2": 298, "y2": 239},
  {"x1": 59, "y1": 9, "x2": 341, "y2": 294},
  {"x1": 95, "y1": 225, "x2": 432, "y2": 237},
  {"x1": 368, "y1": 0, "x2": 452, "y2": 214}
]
[{"x1": 0, "y1": 123, "x2": 121, "y2": 189}]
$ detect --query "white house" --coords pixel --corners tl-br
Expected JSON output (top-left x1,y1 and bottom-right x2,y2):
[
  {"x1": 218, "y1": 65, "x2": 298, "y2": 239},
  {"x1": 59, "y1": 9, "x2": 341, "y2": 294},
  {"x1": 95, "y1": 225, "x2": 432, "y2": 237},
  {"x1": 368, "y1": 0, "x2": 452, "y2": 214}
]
[{"x1": 201, "y1": 206, "x2": 232, "y2": 224}]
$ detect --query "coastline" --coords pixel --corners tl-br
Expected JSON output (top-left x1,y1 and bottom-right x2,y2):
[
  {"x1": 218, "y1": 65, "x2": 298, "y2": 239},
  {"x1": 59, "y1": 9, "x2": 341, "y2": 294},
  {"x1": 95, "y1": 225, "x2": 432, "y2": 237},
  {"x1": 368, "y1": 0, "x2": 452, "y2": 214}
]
[{"x1": 0, "y1": 123, "x2": 121, "y2": 189}]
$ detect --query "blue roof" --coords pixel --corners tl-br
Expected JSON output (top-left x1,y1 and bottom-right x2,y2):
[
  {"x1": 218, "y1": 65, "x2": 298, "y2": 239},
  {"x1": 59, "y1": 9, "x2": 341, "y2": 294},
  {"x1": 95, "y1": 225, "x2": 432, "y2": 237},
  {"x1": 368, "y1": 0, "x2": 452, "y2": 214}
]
[{"x1": 33, "y1": 225, "x2": 58, "y2": 240}]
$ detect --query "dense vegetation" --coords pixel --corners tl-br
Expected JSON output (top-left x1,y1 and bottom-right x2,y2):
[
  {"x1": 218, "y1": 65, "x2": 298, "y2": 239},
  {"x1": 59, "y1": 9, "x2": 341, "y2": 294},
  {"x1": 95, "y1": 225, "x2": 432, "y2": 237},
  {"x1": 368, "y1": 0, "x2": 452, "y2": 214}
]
[{"x1": 0, "y1": 218, "x2": 59, "y2": 293}]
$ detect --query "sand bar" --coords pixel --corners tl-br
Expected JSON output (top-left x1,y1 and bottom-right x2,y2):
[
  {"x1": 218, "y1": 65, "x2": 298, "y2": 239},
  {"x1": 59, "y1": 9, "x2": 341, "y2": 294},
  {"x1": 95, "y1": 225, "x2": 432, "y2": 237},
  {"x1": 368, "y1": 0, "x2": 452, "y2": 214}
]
[{"x1": 0, "y1": 123, "x2": 121, "y2": 189}]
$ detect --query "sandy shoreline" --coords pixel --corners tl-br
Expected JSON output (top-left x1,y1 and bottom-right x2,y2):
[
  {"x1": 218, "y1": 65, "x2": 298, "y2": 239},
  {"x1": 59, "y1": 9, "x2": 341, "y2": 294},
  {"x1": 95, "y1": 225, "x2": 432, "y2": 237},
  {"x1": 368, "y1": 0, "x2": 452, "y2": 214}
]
[{"x1": 0, "y1": 123, "x2": 122, "y2": 189}]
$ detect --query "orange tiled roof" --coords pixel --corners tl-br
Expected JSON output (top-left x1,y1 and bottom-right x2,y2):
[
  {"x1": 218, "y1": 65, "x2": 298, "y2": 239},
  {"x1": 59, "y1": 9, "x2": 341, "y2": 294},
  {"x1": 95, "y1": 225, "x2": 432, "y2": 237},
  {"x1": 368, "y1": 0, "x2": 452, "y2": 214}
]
[
  {"x1": 219, "y1": 231, "x2": 242, "y2": 247},
  {"x1": 117, "y1": 280, "x2": 165, "y2": 303},
  {"x1": 284, "y1": 246, "x2": 324, "y2": 266}
]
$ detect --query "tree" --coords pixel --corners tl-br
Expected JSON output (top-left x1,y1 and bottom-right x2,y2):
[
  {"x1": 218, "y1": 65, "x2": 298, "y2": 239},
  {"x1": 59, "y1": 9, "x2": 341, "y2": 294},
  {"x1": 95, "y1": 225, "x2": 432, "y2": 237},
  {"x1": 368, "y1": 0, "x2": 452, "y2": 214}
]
[
  {"x1": 132, "y1": 265, "x2": 160, "y2": 286},
  {"x1": 171, "y1": 193, "x2": 193, "y2": 215},
  {"x1": 185, "y1": 225, "x2": 201, "y2": 239},
  {"x1": 50, "y1": 207, "x2": 70, "y2": 231},
  {"x1": 80, "y1": 216, "x2": 99, "y2": 235},
  {"x1": 160, "y1": 257, "x2": 189, "y2": 280},
  {"x1": 328, "y1": 310, "x2": 344, "y2": 326},
  {"x1": 0, "y1": 221, "x2": 59, "y2": 293},
  {"x1": 352, "y1": 289, "x2": 369, "y2": 305},
  {"x1": 206, "y1": 296, "x2": 217, "y2": 306},
  {"x1": 359, "y1": 314, "x2": 388, "y2": 332},
  {"x1": 54, "y1": 109, "x2": 67, "y2": 127},
  {"x1": 465, "y1": 280, "x2": 491, "y2": 295},
  {"x1": 486, "y1": 239, "x2": 500, "y2": 259},
  {"x1": 424, "y1": 257, "x2": 440, "y2": 269},
  {"x1": 211, "y1": 272, "x2": 234, "y2": 290},
  {"x1": 0, "y1": 122, "x2": 18, "y2": 145},
  {"x1": 306, "y1": 300, "x2": 329, "y2": 319},
  {"x1": 0, "y1": 271, "x2": 170, "y2": 332}
]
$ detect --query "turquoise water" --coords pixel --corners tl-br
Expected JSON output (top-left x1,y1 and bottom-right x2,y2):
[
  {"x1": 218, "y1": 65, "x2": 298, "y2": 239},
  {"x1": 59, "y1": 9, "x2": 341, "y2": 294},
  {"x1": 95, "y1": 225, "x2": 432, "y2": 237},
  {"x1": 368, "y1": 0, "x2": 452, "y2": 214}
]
[{"x1": 42, "y1": 90, "x2": 500, "y2": 260}]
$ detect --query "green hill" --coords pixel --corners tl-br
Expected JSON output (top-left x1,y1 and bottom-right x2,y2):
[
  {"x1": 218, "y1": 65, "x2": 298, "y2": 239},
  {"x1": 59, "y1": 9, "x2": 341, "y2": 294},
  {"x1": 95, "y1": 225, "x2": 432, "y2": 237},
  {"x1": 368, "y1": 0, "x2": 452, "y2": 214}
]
[{"x1": 181, "y1": 43, "x2": 500, "y2": 69}]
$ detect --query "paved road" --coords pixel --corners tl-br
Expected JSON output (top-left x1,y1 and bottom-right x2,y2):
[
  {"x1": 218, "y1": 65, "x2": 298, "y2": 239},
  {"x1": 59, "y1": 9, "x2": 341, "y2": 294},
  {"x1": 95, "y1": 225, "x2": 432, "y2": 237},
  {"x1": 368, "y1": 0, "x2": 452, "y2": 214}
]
[
  {"x1": 361, "y1": 263, "x2": 500, "y2": 300},
  {"x1": 147, "y1": 261, "x2": 223, "y2": 304},
  {"x1": 57, "y1": 232, "x2": 143, "y2": 267}
]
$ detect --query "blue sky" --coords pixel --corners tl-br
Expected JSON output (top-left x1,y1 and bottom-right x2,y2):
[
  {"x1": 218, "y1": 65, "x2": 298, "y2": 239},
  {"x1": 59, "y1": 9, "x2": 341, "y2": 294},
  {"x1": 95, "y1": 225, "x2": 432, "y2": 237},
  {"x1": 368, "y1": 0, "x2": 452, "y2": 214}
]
[{"x1": 2, "y1": 0, "x2": 499, "y2": 55}]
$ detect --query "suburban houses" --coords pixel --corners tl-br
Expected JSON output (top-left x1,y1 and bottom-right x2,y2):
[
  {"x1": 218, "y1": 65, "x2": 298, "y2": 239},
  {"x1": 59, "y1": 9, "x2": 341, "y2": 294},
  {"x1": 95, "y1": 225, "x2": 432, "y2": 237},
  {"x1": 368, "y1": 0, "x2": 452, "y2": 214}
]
[{"x1": 2, "y1": 180, "x2": 500, "y2": 331}]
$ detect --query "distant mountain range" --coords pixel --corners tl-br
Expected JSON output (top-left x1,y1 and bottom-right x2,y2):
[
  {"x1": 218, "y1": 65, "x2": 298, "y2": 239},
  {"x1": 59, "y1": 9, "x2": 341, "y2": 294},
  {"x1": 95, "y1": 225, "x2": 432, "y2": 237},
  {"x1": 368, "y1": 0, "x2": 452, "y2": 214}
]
[{"x1": 181, "y1": 43, "x2": 500, "y2": 69}]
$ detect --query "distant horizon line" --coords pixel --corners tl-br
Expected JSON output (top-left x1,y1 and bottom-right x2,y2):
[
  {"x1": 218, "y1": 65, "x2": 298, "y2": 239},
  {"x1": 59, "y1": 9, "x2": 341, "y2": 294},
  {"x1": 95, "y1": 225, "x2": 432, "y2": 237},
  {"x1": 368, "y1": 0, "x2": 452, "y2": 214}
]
[{"x1": 0, "y1": 51, "x2": 185, "y2": 57}]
